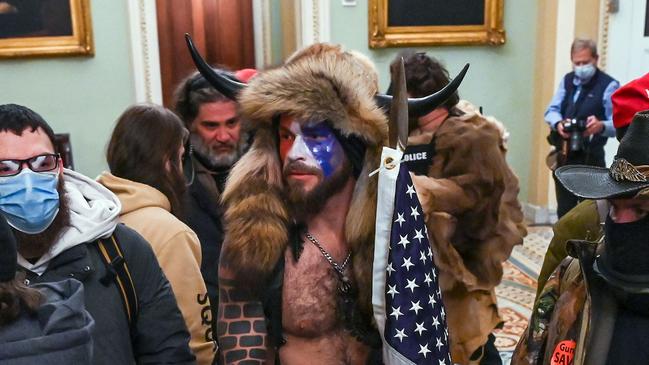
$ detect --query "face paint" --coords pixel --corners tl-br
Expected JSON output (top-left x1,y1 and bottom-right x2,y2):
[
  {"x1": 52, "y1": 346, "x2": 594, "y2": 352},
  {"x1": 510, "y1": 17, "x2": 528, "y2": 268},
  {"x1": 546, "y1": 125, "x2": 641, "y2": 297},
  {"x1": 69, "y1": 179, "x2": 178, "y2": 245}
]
[
  {"x1": 279, "y1": 119, "x2": 345, "y2": 178},
  {"x1": 300, "y1": 123, "x2": 344, "y2": 177}
]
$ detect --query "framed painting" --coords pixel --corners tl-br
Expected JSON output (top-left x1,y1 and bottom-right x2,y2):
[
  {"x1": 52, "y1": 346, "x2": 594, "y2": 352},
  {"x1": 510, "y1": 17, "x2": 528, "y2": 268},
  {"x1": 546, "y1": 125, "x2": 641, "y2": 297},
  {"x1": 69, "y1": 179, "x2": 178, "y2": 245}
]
[
  {"x1": 0, "y1": 0, "x2": 93, "y2": 58},
  {"x1": 369, "y1": 0, "x2": 506, "y2": 48}
]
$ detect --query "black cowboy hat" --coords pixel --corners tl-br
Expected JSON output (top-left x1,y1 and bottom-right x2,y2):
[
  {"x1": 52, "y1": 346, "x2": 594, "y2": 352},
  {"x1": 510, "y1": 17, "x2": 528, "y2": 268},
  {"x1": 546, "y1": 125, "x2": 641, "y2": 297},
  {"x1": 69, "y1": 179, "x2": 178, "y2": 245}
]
[{"x1": 555, "y1": 110, "x2": 649, "y2": 199}]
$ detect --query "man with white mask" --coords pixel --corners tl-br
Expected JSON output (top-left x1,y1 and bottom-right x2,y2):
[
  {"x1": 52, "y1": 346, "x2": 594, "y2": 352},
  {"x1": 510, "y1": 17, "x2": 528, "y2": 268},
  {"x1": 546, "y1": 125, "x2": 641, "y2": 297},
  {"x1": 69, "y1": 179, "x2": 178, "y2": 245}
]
[{"x1": 545, "y1": 38, "x2": 619, "y2": 218}]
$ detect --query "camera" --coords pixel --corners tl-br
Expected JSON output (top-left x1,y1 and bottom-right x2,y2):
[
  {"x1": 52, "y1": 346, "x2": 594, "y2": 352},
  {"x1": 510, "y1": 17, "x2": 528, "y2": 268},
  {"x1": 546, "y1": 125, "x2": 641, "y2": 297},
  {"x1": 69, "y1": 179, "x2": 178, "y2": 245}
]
[{"x1": 562, "y1": 118, "x2": 587, "y2": 152}]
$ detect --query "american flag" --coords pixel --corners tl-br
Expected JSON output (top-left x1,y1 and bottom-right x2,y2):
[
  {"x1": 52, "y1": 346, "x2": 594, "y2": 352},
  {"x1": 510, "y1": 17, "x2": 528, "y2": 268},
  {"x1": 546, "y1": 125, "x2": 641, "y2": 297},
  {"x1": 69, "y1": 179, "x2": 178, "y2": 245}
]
[{"x1": 373, "y1": 148, "x2": 452, "y2": 365}]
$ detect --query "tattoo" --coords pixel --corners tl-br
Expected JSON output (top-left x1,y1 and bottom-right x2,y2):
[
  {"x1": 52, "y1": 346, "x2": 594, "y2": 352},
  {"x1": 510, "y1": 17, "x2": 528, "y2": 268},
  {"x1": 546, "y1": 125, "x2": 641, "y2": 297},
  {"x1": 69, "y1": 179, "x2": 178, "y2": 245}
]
[{"x1": 218, "y1": 273, "x2": 269, "y2": 364}]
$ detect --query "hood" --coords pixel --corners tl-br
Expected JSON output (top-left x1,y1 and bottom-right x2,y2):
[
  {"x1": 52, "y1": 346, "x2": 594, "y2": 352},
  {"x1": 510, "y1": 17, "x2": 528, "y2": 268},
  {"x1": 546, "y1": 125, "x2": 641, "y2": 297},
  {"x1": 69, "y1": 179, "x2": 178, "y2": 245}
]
[
  {"x1": 221, "y1": 43, "x2": 388, "y2": 323},
  {"x1": 0, "y1": 279, "x2": 95, "y2": 363},
  {"x1": 97, "y1": 172, "x2": 170, "y2": 215},
  {"x1": 18, "y1": 169, "x2": 121, "y2": 275}
]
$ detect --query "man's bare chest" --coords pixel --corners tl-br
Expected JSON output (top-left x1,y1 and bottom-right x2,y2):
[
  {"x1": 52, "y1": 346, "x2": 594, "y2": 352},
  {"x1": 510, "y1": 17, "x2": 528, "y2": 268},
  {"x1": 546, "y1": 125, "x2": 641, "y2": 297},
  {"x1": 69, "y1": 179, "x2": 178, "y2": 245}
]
[{"x1": 281, "y1": 244, "x2": 347, "y2": 337}]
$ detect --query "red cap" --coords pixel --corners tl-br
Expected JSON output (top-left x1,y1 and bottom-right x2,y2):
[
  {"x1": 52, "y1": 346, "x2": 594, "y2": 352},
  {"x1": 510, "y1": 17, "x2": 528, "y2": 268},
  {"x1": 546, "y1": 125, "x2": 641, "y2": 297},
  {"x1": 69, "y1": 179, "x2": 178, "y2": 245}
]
[
  {"x1": 235, "y1": 68, "x2": 257, "y2": 83},
  {"x1": 612, "y1": 72, "x2": 649, "y2": 129}
]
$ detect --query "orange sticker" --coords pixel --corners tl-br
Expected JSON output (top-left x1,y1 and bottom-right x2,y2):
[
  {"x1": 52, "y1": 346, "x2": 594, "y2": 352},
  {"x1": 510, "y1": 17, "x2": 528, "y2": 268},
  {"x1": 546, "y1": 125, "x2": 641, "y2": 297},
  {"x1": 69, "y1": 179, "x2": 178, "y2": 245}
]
[{"x1": 551, "y1": 340, "x2": 576, "y2": 365}]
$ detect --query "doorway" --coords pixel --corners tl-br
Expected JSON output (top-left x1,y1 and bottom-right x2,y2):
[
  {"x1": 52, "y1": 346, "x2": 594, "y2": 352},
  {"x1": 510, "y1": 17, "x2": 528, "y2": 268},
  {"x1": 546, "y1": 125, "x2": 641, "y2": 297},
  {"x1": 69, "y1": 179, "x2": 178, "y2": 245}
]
[{"x1": 155, "y1": 0, "x2": 255, "y2": 107}]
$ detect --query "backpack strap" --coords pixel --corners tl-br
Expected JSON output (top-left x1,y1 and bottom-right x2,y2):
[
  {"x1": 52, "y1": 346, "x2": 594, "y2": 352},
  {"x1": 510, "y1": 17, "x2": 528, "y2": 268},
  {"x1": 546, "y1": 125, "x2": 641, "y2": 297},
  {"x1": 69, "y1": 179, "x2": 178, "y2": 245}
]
[{"x1": 97, "y1": 235, "x2": 139, "y2": 325}]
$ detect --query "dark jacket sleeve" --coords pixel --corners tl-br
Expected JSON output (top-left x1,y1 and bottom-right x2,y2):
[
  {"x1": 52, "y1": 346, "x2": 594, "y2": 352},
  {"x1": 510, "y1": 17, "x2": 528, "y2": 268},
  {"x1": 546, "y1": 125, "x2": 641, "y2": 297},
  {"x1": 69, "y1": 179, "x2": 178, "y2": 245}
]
[
  {"x1": 114, "y1": 224, "x2": 197, "y2": 365},
  {"x1": 535, "y1": 200, "x2": 602, "y2": 298}
]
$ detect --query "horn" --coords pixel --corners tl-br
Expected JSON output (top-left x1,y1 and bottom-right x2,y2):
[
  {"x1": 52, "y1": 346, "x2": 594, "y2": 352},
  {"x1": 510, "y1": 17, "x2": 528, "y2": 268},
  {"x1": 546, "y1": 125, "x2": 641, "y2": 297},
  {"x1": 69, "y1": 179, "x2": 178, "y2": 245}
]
[
  {"x1": 184, "y1": 33, "x2": 246, "y2": 100},
  {"x1": 375, "y1": 63, "x2": 470, "y2": 117}
]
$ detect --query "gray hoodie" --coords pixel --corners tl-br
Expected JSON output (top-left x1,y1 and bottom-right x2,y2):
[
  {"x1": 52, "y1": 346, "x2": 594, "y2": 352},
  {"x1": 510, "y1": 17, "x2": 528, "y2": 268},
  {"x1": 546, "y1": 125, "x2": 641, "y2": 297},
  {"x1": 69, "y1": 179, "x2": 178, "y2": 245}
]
[
  {"x1": 17, "y1": 169, "x2": 121, "y2": 275},
  {"x1": 0, "y1": 279, "x2": 95, "y2": 364}
]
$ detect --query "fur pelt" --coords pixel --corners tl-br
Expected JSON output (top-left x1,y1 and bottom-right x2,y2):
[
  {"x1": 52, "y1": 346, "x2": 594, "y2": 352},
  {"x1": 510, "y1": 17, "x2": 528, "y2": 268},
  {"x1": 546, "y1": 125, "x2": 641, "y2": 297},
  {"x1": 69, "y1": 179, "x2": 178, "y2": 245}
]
[
  {"x1": 220, "y1": 44, "x2": 388, "y2": 320},
  {"x1": 409, "y1": 104, "x2": 527, "y2": 362}
]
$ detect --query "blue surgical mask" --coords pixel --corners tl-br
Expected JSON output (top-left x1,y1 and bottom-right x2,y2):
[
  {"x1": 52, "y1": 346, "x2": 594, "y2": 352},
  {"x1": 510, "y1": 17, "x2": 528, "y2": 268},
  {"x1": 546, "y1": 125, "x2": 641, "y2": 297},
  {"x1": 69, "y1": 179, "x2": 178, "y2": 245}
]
[
  {"x1": 574, "y1": 63, "x2": 596, "y2": 81},
  {"x1": 0, "y1": 169, "x2": 60, "y2": 234}
]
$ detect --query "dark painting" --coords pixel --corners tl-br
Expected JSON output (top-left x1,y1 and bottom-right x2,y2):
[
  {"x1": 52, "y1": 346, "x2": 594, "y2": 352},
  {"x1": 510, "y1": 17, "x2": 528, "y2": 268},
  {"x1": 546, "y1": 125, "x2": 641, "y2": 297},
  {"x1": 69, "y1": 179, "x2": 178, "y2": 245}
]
[
  {"x1": 0, "y1": 0, "x2": 73, "y2": 39},
  {"x1": 387, "y1": 0, "x2": 485, "y2": 27}
]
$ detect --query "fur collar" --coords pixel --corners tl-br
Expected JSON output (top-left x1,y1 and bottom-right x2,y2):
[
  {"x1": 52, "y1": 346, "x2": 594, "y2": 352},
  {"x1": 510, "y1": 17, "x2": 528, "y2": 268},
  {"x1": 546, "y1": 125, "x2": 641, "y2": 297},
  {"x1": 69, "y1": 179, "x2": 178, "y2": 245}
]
[{"x1": 220, "y1": 44, "x2": 388, "y2": 319}]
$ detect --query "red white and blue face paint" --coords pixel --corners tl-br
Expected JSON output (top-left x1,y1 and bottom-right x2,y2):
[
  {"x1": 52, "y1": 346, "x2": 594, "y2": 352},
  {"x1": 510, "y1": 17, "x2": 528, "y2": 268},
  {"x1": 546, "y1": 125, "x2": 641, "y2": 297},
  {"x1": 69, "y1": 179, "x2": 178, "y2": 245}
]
[{"x1": 279, "y1": 118, "x2": 345, "y2": 178}]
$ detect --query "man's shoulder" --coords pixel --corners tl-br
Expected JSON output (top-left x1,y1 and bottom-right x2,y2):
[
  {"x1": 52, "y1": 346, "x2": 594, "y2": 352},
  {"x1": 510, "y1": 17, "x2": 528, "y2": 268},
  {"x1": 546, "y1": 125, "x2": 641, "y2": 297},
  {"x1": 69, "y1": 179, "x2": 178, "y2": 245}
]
[
  {"x1": 111, "y1": 223, "x2": 157, "y2": 260},
  {"x1": 440, "y1": 110, "x2": 502, "y2": 144},
  {"x1": 563, "y1": 71, "x2": 575, "y2": 84},
  {"x1": 597, "y1": 69, "x2": 617, "y2": 84}
]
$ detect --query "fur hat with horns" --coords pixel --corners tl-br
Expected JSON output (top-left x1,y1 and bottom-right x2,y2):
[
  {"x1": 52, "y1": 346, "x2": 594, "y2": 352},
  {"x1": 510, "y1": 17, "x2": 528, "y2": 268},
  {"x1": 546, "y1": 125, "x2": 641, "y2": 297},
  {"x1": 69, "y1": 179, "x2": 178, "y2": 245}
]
[
  {"x1": 221, "y1": 44, "x2": 388, "y2": 319},
  {"x1": 185, "y1": 35, "x2": 467, "y2": 322}
]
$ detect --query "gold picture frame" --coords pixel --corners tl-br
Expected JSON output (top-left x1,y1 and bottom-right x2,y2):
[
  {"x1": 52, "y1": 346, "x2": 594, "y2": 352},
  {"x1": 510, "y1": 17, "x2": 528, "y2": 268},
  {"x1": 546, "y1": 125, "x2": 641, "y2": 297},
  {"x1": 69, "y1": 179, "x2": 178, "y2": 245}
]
[
  {"x1": 0, "y1": 0, "x2": 94, "y2": 58},
  {"x1": 369, "y1": 0, "x2": 506, "y2": 48}
]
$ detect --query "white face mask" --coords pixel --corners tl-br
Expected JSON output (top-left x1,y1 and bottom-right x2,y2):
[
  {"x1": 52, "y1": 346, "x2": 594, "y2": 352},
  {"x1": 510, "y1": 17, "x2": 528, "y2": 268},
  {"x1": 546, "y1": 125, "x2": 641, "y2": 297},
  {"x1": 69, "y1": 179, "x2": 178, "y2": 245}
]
[{"x1": 574, "y1": 63, "x2": 596, "y2": 81}]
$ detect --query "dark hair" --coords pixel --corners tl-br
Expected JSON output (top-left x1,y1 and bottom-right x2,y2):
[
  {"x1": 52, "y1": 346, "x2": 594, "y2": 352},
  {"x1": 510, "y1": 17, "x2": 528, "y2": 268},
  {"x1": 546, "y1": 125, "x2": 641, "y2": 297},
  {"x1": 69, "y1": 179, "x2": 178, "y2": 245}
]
[
  {"x1": 0, "y1": 104, "x2": 56, "y2": 145},
  {"x1": 390, "y1": 51, "x2": 460, "y2": 109},
  {"x1": 107, "y1": 104, "x2": 189, "y2": 217},
  {"x1": 0, "y1": 274, "x2": 44, "y2": 327},
  {"x1": 172, "y1": 70, "x2": 234, "y2": 128}
]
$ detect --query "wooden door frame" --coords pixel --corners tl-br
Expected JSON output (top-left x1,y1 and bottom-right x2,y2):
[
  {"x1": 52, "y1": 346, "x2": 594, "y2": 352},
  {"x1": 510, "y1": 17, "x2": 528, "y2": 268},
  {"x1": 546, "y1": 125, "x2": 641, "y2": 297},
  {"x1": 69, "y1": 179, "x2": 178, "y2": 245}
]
[
  {"x1": 251, "y1": 0, "x2": 330, "y2": 68},
  {"x1": 127, "y1": 0, "x2": 163, "y2": 104}
]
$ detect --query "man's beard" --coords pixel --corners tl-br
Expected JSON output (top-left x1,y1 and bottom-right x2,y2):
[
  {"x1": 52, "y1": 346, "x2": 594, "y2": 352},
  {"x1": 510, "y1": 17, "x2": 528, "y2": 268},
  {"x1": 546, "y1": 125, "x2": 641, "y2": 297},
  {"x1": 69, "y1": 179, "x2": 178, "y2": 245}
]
[
  {"x1": 14, "y1": 178, "x2": 71, "y2": 260},
  {"x1": 283, "y1": 160, "x2": 352, "y2": 222},
  {"x1": 190, "y1": 133, "x2": 245, "y2": 169}
]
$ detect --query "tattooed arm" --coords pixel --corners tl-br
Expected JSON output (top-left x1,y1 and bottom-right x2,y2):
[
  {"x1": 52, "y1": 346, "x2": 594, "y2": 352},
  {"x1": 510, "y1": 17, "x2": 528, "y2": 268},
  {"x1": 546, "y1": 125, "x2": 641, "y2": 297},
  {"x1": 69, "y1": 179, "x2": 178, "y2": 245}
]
[{"x1": 217, "y1": 267, "x2": 272, "y2": 365}]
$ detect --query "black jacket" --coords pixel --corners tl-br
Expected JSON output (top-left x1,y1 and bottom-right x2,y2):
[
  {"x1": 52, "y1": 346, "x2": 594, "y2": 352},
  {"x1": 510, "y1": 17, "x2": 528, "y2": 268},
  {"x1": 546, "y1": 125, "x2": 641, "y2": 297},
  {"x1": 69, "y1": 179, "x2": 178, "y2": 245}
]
[
  {"x1": 183, "y1": 155, "x2": 227, "y2": 329},
  {"x1": 19, "y1": 224, "x2": 196, "y2": 365}
]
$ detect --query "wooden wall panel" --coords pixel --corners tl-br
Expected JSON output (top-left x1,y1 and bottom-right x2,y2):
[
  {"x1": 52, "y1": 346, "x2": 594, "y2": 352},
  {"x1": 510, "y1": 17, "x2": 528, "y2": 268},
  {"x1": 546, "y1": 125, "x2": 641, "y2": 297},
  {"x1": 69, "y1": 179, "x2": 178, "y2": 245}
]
[{"x1": 156, "y1": 0, "x2": 255, "y2": 107}]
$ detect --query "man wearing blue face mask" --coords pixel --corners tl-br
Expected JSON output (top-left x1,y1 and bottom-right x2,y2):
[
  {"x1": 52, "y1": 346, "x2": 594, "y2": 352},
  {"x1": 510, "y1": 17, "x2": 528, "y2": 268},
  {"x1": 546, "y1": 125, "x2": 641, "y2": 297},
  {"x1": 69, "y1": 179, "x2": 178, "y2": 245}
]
[
  {"x1": 0, "y1": 104, "x2": 196, "y2": 364},
  {"x1": 545, "y1": 38, "x2": 620, "y2": 218}
]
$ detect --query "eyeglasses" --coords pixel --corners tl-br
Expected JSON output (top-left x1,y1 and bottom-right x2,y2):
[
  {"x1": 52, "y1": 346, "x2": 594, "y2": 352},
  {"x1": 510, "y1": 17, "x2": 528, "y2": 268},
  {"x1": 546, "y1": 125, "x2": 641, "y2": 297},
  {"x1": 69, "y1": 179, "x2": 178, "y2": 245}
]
[{"x1": 0, "y1": 154, "x2": 60, "y2": 177}]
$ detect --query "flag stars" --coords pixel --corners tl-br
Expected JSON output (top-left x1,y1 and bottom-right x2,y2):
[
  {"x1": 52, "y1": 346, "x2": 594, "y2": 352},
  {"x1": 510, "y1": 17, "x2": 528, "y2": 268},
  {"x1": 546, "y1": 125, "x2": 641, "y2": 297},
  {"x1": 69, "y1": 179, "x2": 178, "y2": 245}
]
[
  {"x1": 427, "y1": 247, "x2": 433, "y2": 260},
  {"x1": 409, "y1": 300, "x2": 423, "y2": 315},
  {"x1": 413, "y1": 229, "x2": 425, "y2": 243},
  {"x1": 418, "y1": 343, "x2": 431, "y2": 358},
  {"x1": 435, "y1": 337, "x2": 444, "y2": 351},
  {"x1": 398, "y1": 235, "x2": 410, "y2": 249},
  {"x1": 394, "y1": 328, "x2": 408, "y2": 342},
  {"x1": 414, "y1": 321, "x2": 427, "y2": 336},
  {"x1": 441, "y1": 307, "x2": 446, "y2": 320},
  {"x1": 424, "y1": 273, "x2": 433, "y2": 287},
  {"x1": 386, "y1": 263, "x2": 395, "y2": 276},
  {"x1": 405, "y1": 278, "x2": 420, "y2": 293},
  {"x1": 419, "y1": 250, "x2": 428, "y2": 264},
  {"x1": 432, "y1": 316, "x2": 441, "y2": 330},
  {"x1": 410, "y1": 206, "x2": 420, "y2": 220},
  {"x1": 387, "y1": 284, "x2": 399, "y2": 299},
  {"x1": 401, "y1": 257, "x2": 414, "y2": 272},
  {"x1": 394, "y1": 212, "x2": 406, "y2": 227},
  {"x1": 439, "y1": 359, "x2": 447, "y2": 365},
  {"x1": 428, "y1": 294, "x2": 437, "y2": 307},
  {"x1": 390, "y1": 306, "x2": 404, "y2": 321},
  {"x1": 406, "y1": 184, "x2": 416, "y2": 199}
]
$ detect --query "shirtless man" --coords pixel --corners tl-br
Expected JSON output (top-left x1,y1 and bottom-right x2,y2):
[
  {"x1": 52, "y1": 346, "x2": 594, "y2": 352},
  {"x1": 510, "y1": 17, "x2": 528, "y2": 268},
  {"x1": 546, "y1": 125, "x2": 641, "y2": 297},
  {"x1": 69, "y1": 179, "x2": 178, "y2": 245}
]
[
  {"x1": 184, "y1": 37, "x2": 461, "y2": 363},
  {"x1": 201, "y1": 44, "x2": 389, "y2": 364}
]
